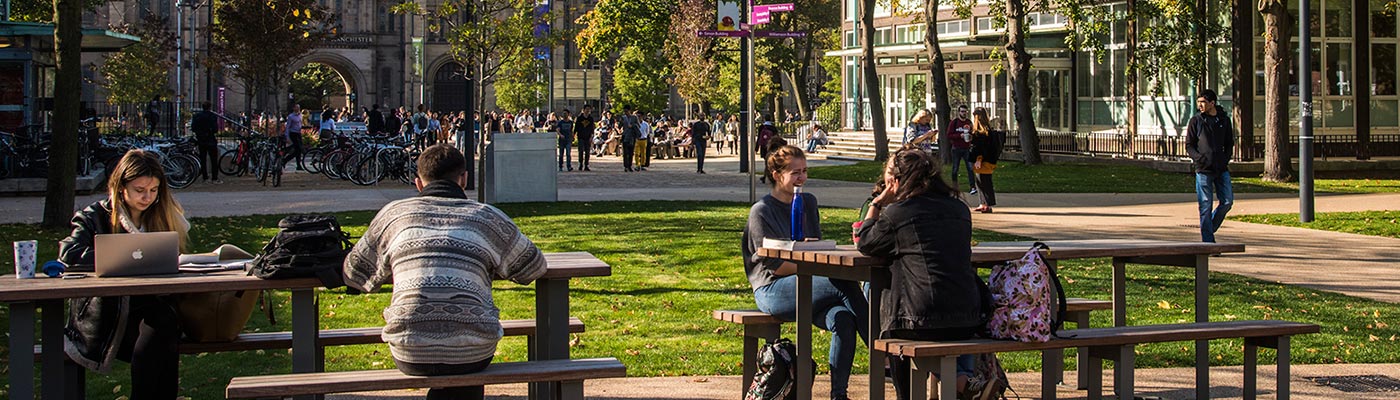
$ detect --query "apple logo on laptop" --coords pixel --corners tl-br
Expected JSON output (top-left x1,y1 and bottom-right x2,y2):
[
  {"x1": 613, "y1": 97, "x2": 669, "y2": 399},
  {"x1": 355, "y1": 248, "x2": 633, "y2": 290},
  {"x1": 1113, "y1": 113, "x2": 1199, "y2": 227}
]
[{"x1": 131, "y1": 249, "x2": 144, "y2": 260}]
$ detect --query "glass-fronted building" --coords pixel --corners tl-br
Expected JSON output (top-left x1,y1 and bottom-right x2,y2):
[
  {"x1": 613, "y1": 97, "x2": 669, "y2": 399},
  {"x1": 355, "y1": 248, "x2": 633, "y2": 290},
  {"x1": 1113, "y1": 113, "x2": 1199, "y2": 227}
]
[{"x1": 832, "y1": 0, "x2": 1400, "y2": 159}]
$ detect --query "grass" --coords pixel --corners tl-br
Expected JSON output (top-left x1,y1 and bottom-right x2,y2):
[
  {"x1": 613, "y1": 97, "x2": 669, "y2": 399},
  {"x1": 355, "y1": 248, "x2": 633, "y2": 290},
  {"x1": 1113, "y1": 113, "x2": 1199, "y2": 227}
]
[
  {"x1": 1232, "y1": 210, "x2": 1400, "y2": 239},
  {"x1": 808, "y1": 160, "x2": 1400, "y2": 194},
  {"x1": 2, "y1": 201, "x2": 1399, "y2": 399}
]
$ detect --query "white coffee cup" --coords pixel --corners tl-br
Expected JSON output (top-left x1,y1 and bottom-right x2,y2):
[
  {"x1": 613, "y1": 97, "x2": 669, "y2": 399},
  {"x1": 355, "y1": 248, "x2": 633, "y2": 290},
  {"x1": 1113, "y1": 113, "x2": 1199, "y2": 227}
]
[{"x1": 14, "y1": 240, "x2": 37, "y2": 279}]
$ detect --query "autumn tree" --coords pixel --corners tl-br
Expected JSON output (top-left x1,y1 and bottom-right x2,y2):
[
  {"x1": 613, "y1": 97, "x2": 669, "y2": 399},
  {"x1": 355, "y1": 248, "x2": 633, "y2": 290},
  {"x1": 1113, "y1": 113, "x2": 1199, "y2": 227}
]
[
  {"x1": 288, "y1": 63, "x2": 347, "y2": 111},
  {"x1": 396, "y1": 0, "x2": 553, "y2": 115},
  {"x1": 494, "y1": 48, "x2": 550, "y2": 112},
  {"x1": 576, "y1": 0, "x2": 675, "y2": 111},
  {"x1": 761, "y1": 0, "x2": 840, "y2": 119},
  {"x1": 667, "y1": 0, "x2": 723, "y2": 113},
  {"x1": 95, "y1": 17, "x2": 176, "y2": 107},
  {"x1": 211, "y1": 0, "x2": 339, "y2": 114},
  {"x1": 1258, "y1": 0, "x2": 1293, "y2": 181}
]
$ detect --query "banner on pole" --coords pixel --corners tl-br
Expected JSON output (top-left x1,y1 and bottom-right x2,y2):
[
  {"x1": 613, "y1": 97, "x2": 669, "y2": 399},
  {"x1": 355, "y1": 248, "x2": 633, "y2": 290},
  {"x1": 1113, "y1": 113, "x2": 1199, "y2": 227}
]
[{"x1": 717, "y1": 0, "x2": 741, "y2": 31}]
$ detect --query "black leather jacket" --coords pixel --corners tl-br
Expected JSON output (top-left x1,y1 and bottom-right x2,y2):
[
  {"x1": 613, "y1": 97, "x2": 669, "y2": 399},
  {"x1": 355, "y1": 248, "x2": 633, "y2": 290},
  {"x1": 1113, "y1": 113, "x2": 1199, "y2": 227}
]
[
  {"x1": 856, "y1": 193, "x2": 987, "y2": 336},
  {"x1": 57, "y1": 200, "x2": 158, "y2": 372}
]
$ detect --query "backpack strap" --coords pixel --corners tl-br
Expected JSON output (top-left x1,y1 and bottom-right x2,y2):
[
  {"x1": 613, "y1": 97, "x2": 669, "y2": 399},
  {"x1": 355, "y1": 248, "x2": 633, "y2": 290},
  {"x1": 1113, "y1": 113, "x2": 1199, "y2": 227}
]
[{"x1": 1033, "y1": 242, "x2": 1076, "y2": 339}]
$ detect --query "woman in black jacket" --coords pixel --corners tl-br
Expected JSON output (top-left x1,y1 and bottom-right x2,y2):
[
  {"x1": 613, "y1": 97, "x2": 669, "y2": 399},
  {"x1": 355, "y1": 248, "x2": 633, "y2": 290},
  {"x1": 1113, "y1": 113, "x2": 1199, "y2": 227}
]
[
  {"x1": 968, "y1": 108, "x2": 1004, "y2": 213},
  {"x1": 856, "y1": 148, "x2": 990, "y2": 400},
  {"x1": 58, "y1": 149, "x2": 189, "y2": 399}
]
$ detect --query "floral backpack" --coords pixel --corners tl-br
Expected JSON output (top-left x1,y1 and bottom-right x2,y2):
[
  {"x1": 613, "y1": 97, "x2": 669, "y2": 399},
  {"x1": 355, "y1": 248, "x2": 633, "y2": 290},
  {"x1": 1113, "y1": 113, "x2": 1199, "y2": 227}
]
[
  {"x1": 746, "y1": 339, "x2": 797, "y2": 400},
  {"x1": 986, "y1": 242, "x2": 1070, "y2": 342}
]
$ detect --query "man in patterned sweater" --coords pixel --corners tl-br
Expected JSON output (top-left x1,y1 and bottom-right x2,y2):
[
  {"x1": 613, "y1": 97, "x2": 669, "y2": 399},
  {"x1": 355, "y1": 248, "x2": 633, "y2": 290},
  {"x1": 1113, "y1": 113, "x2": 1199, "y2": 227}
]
[{"x1": 343, "y1": 143, "x2": 547, "y2": 400}]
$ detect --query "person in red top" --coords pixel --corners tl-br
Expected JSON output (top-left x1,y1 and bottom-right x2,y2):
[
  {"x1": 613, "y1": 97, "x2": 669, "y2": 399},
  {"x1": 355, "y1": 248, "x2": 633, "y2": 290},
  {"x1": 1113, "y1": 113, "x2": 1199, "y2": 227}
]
[{"x1": 945, "y1": 105, "x2": 977, "y2": 193}]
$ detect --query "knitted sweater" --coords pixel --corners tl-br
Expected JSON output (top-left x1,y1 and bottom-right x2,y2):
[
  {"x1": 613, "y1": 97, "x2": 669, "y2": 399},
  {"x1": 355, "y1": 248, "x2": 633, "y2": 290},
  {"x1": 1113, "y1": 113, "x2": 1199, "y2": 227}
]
[{"x1": 343, "y1": 181, "x2": 547, "y2": 364}]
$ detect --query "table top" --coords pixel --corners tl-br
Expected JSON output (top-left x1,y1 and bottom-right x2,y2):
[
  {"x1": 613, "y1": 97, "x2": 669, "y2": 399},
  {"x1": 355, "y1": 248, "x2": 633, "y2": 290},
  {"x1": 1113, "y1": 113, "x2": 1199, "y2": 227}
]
[
  {"x1": 0, "y1": 252, "x2": 610, "y2": 302},
  {"x1": 757, "y1": 239, "x2": 1246, "y2": 267}
]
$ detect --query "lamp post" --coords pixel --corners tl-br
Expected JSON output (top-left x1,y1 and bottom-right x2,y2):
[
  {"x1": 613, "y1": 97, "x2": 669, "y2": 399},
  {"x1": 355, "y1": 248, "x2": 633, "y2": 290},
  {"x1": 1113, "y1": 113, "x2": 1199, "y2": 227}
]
[{"x1": 1298, "y1": 0, "x2": 1314, "y2": 221}]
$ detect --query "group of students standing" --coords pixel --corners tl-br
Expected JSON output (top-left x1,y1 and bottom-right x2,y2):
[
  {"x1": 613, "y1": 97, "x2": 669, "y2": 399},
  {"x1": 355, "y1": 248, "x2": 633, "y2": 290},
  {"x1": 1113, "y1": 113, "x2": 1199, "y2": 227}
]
[{"x1": 905, "y1": 105, "x2": 1005, "y2": 213}]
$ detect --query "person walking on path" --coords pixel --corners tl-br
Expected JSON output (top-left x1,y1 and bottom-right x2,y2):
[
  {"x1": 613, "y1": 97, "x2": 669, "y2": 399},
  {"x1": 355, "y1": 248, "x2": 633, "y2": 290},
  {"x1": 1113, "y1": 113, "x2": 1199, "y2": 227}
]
[
  {"x1": 456, "y1": 111, "x2": 476, "y2": 190},
  {"x1": 575, "y1": 105, "x2": 596, "y2": 171},
  {"x1": 191, "y1": 102, "x2": 221, "y2": 184},
  {"x1": 557, "y1": 109, "x2": 576, "y2": 171},
  {"x1": 969, "y1": 107, "x2": 1003, "y2": 213},
  {"x1": 946, "y1": 105, "x2": 977, "y2": 193},
  {"x1": 284, "y1": 104, "x2": 305, "y2": 171},
  {"x1": 344, "y1": 144, "x2": 547, "y2": 400},
  {"x1": 690, "y1": 117, "x2": 711, "y2": 174},
  {"x1": 1186, "y1": 89, "x2": 1235, "y2": 243},
  {"x1": 619, "y1": 107, "x2": 641, "y2": 172}
]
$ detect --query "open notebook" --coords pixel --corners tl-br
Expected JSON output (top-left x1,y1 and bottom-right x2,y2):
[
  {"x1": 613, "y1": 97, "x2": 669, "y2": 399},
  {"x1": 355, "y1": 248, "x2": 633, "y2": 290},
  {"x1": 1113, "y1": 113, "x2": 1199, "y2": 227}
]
[{"x1": 178, "y1": 244, "x2": 255, "y2": 272}]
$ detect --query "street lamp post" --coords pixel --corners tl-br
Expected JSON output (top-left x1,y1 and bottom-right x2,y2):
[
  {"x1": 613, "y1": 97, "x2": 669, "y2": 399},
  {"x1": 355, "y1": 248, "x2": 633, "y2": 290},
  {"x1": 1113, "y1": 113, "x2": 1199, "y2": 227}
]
[{"x1": 1299, "y1": 0, "x2": 1315, "y2": 221}]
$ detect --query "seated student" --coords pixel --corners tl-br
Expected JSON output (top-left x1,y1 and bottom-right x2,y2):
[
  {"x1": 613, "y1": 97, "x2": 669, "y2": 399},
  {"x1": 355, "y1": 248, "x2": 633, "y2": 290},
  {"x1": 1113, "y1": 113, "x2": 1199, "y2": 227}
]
[
  {"x1": 743, "y1": 142, "x2": 870, "y2": 400},
  {"x1": 856, "y1": 148, "x2": 993, "y2": 400},
  {"x1": 343, "y1": 144, "x2": 547, "y2": 400},
  {"x1": 806, "y1": 121, "x2": 830, "y2": 153},
  {"x1": 58, "y1": 149, "x2": 190, "y2": 399}
]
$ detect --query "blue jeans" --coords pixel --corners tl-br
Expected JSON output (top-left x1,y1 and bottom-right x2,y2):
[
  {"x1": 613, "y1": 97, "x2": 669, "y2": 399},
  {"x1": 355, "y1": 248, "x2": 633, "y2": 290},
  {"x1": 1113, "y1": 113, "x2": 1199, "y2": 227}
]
[
  {"x1": 755, "y1": 276, "x2": 870, "y2": 399},
  {"x1": 1195, "y1": 171, "x2": 1234, "y2": 242},
  {"x1": 949, "y1": 148, "x2": 976, "y2": 190},
  {"x1": 558, "y1": 135, "x2": 573, "y2": 169}
]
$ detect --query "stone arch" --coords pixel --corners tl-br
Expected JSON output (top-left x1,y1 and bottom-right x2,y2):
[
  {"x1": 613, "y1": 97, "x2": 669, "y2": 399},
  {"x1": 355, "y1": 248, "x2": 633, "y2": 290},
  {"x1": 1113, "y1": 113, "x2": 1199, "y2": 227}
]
[
  {"x1": 426, "y1": 55, "x2": 471, "y2": 113},
  {"x1": 291, "y1": 51, "x2": 370, "y2": 111}
]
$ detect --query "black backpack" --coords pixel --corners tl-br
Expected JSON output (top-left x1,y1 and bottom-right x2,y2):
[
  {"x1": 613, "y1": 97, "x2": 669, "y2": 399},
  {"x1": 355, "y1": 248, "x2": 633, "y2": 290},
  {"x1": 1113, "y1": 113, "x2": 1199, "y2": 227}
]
[
  {"x1": 248, "y1": 214, "x2": 353, "y2": 289},
  {"x1": 746, "y1": 339, "x2": 797, "y2": 400}
]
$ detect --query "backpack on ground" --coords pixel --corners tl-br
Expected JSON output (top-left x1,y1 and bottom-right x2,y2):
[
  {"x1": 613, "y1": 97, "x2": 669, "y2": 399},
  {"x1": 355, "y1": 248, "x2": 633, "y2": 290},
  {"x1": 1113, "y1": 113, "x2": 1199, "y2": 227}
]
[
  {"x1": 248, "y1": 214, "x2": 353, "y2": 290},
  {"x1": 746, "y1": 338, "x2": 798, "y2": 400},
  {"x1": 986, "y1": 242, "x2": 1070, "y2": 342}
]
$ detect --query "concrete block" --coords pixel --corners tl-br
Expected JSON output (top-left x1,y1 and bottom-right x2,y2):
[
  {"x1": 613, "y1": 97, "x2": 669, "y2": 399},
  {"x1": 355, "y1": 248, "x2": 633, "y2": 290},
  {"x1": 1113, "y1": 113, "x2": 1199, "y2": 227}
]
[{"x1": 484, "y1": 133, "x2": 558, "y2": 203}]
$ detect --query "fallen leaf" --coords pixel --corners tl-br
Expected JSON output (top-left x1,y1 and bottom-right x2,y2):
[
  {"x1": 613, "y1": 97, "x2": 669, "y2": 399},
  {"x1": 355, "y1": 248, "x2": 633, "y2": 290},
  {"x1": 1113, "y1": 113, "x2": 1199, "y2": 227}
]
[
  {"x1": 113, "y1": 386, "x2": 123, "y2": 394},
  {"x1": 625, "y1": 349, "x2": 640, "y2": 356},
  {"x1": 692, "y1": 377, "x2": 709, "y2": 383},
  {"x1": 1158, "y1": 300, "x2": 1172, "y2": 309}
]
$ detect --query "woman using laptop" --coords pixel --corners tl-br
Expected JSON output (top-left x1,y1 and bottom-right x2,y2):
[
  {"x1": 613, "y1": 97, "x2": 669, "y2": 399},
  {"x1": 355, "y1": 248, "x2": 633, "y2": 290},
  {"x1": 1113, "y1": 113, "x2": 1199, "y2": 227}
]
[{"x1": 58, "y1": 149, "x2": 189, "y2": 399}]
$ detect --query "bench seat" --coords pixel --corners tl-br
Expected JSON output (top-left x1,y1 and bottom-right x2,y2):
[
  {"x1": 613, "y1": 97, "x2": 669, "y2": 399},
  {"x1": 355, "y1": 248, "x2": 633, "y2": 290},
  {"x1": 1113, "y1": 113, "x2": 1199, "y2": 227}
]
[
  {"x1": 226, "y1": 357, "x2": 627, "y2": 399},
  {"x1": 37, "y1": 317, "x2": 585, "y2": 355},
  {"x1": 876, "y1": 320, "x2": 1320, "y2": 400},
  {"x1": 713, "y1": 298, "x2": 1112, "y2": 393}
]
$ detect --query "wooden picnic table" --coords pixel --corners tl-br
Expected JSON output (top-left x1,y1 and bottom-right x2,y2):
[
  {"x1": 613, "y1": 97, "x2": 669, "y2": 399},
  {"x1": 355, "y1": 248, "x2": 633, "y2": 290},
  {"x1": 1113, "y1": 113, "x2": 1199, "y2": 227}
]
[
  {"x1": 758, "y1": 239, "x2": 1245, "y2": 400},
  {"x1": 1, "y1": 251, "x2": 609, "y2": 400}
]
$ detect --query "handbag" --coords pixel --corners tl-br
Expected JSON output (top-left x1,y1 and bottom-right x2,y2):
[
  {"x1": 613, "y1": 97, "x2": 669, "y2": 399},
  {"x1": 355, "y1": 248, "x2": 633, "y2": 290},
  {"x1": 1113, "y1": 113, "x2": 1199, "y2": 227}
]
[
  {"x1": 174, "y1": 290, "x2": 260, "y2": 343},
  {"x1": 974, "y1": 159, "x2": 997, "y2": 174}
]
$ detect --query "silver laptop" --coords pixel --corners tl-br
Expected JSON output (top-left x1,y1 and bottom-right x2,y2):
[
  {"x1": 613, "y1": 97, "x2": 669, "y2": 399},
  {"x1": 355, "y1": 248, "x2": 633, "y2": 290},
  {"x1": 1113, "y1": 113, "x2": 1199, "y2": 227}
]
[{"x1": 94, "y1": 232, "x2": 180, "y2": 277}]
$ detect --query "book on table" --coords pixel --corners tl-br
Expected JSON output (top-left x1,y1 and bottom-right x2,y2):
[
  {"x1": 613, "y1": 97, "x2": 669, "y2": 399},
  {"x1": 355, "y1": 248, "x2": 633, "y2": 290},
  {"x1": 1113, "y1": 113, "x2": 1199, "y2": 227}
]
[
  {"x1": 179, "y1": 244, "x2": 255, "y2": 272},
  {"x1": 762, "y1": 238, "x2": 838, "y2": 251}
]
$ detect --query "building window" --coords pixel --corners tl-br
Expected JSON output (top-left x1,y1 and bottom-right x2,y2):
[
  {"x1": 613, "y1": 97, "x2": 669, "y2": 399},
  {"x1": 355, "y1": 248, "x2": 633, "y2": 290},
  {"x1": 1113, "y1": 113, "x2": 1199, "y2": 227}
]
[{"x1": 937, "y1": 20, "x2": 970, "y2": 37}]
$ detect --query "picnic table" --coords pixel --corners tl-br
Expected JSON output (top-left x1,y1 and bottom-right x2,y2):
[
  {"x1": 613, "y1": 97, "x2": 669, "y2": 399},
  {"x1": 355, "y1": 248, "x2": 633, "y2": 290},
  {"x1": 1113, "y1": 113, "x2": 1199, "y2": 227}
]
[
  {"x1": 1, "y1": 251, "x2": 610, "y2": 400},
  {"x1": 757, "y1": 239, "x2": 1245, "y2": 400}
]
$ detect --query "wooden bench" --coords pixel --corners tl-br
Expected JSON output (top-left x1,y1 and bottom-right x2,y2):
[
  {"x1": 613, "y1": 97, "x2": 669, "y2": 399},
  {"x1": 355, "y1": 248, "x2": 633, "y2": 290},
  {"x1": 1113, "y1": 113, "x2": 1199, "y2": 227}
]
[
  {"x1": 876, "y1": 320, "x2": 1320, "y2": 400},
  {"x1": 225, "y1": 357, "x2": 627, "y2": 399},
  {"x1": 714, "y1": 298, "x2": 1111, "y2": 393},
  {"x1": 36, "y1": 317, "x2": 585, "y2": 355}
]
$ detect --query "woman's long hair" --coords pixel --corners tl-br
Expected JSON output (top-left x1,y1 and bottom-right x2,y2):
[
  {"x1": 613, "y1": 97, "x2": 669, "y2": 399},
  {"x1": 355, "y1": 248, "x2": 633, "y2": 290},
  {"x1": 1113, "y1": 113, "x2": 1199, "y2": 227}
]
[
  {"x1": 107, "y1": 149, "x2": 188, "y2": 249},
  {"x1": 972, "y1": 108, "x2": 992, "y2": 136},
  {"x1": 887, "y1": 147, "x2": 961, "y2": 202}
]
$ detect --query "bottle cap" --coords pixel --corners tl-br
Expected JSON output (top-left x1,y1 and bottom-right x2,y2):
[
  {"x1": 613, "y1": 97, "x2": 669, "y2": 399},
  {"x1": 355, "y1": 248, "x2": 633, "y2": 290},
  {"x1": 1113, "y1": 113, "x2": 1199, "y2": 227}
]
[{"x1": 42, "y1": 261, "x2": 65, "y2": 278}]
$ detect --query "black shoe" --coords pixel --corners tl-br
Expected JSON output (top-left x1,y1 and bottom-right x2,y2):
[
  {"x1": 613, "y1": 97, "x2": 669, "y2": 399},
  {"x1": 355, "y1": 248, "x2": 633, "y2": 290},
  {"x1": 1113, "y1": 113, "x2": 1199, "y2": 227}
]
[
  {"x1": 584, "y1": 166, "x2": 591, "y2": 171},
  {"x1": 568, "y1": 167, "x2": 574, "y2": 171},
  {"x1": 698, "y1": 170, "x2": 705, "y2": 174}
]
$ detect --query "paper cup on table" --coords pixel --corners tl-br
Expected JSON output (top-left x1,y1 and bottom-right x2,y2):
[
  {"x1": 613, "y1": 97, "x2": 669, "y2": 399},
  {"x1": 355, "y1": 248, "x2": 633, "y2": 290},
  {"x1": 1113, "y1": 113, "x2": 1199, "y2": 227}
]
[{"x1": 13, "y1": 240, "x2": 37, "y2": 278}]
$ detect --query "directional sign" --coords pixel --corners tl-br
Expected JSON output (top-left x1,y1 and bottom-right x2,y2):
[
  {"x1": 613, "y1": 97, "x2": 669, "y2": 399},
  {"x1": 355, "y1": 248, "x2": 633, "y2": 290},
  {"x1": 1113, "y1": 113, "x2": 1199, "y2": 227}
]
[
  {"x1": 754, "y1": 31, "x2": 808, "y2": 38},
  {"x1": 751, "y1": 3, "x2": 794, "y2": 25},
  {"x1": 764, "y1": 3, "x2": 795, "y2": 12},
  {"x1": 697, "y1": 30, "x2": 749, "y2": 38},
  {"x1": 752, "y1": 9, "x2": 771, "y2": 24}
]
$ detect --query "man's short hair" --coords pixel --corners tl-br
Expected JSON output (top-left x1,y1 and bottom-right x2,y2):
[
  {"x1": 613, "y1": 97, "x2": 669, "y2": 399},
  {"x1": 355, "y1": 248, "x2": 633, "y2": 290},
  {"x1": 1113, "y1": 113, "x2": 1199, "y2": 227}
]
[
  {"x1": 417, "y1": 144, "x2": 467, "y2": 182},
  {"x1": 1199, "y1": 89, "x2": 1218, "y2": 103},
  {"x1": 201, "y1": 102, "x2": 212, "y2": 111}
]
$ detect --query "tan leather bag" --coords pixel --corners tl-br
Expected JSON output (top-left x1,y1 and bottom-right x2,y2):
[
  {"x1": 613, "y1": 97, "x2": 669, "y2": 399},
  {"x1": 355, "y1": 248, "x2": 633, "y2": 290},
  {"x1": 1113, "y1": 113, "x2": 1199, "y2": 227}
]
[{"x1": 175, "y1": 290, "x2": 260, "y2": 343}]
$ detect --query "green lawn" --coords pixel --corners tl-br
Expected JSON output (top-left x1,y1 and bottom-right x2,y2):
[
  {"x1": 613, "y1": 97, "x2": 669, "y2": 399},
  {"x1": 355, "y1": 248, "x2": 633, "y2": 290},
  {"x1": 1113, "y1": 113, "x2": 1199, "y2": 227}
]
[
  {"x1": 1232, "y1": 210, "x2": 1400, "y2": 239},
  {"x1": 3, "y1": 201, "x2": 1398, "y2": 399},
  {"x1": 808, "y1": 160, "x2": 1400, "y2": 193}
]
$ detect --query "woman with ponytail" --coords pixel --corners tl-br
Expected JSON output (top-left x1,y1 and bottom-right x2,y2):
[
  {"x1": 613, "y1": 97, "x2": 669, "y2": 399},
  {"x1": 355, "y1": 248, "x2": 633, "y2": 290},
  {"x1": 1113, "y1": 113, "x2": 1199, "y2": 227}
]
[
  {"x1": 741, "y1": 141, "x2": 870, "y2": 400},
  {"x1": 58, "y1": 149, "x2": 189, "y2": 398}
]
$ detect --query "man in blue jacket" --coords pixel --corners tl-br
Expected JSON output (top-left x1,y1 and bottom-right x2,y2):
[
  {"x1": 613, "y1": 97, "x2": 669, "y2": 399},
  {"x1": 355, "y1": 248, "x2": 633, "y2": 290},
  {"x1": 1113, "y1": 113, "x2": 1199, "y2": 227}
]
[{"x1": 1186, "y1": 89, "x2": 1234, "y2": 243}]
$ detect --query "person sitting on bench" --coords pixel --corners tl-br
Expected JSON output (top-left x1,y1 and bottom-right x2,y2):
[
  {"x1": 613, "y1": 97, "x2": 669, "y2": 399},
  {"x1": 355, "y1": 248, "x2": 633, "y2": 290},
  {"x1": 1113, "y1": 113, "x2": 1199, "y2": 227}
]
[
  {"x1": 855, "y1": 148, "x2": 994, "y2": 400},
  {"x1": 343, "y1": 144, "x2": 547, "y2": 400}
]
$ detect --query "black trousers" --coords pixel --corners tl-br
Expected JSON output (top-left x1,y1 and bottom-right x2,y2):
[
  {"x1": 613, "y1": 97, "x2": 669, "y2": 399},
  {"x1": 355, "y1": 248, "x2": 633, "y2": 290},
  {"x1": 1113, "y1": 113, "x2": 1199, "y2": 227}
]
[
  {"x1": 885, "y1": 327, "x2": 978, "y2": 400},
  {"x1": 576, "y1": 133, "x2": 592, "y2": 169},
  {"x1": 460, "y1": 133, "x2": 476, "y2": 190},
  {"x1": 395, "y1": 357, "x2": 493, "y2": 400},
  {"x1": 198, "y1": 144, "x2": 219, "y2": 180},
  {"x1": 976, "y1": 173, "x2": 996, "y2": 206},
  {"x1": 116, "y1": 295, "x2": 181, "y2": 400},
  {"x1": 694, "y1": 141, "x2": 706, "y2": 172},
  {"x1": 621, "y1": 139, "x2": 636, "y2": 170},
  {"x1": 282, "y1": 134, "x2": 304, "y2": 168}
]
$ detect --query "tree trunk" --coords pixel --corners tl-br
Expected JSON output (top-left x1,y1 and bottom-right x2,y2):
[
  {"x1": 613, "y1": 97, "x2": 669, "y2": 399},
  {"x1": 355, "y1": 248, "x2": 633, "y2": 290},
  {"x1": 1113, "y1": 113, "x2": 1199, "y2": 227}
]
[
  {"x1": 861, "y1": 0, "x2": 889, "y2": 160},
  {"x1": 1005, "y1": 0, "x2": 1040, "y2": 164},
  {"x1": 1125, "y1": 0, "x2": 1138, "y2": 158},
  {"x1": 791, "y1": 36, "x2": 815, "y2": 119},
  {"x1": 924, "y1": 0, "x2": 952, "y2": 163},
  {"x1": 1259, "y1": 0, "x2": 1293, "y2": 181},
  {"x1": 43, "y1": 0, "x2": 83, "y2": 228}
]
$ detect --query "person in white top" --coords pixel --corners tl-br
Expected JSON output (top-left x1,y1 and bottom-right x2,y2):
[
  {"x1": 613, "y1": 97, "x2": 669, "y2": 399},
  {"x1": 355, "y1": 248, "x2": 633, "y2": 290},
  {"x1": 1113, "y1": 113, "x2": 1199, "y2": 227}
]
[
  {"x1": 515, "y1": 110, "x2": 535, "y2": 133},
  {"x1": 637, "y1": 116, "x2": 652, "y2": 170}
]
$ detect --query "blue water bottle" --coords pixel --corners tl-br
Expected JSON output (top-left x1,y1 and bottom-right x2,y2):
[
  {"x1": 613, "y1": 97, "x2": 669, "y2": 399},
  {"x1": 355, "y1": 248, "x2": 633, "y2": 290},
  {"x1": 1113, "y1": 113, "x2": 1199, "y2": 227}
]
[{"x1": 790, "y1": 186, "x2": 804, "y2": 241}]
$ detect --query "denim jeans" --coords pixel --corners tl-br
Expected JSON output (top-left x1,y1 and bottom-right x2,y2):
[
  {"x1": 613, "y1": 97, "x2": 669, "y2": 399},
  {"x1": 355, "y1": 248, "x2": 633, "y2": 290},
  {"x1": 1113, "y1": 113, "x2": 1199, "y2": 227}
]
[
  {"x1": 949, "y1": 148, "x2": 976, "y2": 190},
  {"x1": 1195, "y1": 171, "x2": 1234, "y2": 242},
  {"x1": 558, "y1": 135, "x2": 573, "y2": 169},
  {"x1": 754, "y1": 275, "x2": 870, "y2": 399},
  {"x1": 395, "y1": 356, "x2": 492, "y2": 400}
]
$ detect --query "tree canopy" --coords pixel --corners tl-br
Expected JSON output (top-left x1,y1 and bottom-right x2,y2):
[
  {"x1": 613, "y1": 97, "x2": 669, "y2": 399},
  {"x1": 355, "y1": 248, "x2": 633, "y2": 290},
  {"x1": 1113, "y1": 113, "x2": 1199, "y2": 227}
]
[
  {"x1": 96, "y1": 16, "x2": 176, "y2": 105},
  {"x1": 211, "y1": 0, "x2": 339, "y2": 111}
]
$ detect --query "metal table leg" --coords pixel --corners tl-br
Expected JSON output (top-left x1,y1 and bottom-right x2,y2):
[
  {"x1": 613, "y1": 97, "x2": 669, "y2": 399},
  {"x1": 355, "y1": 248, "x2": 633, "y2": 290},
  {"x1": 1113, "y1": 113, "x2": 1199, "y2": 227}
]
[
  {"x1": 795, "y1": 274, "x2": 813, "y2": 400},
  {"x1": 532, "y1": 278, "x2": 571, "y2": 400},
  {"x1": 1196, "y1": 254, "x2": 1210, "y2": 400},
  {"x1": 291, "y1": 289, "x2": 322, "y2": 400},
  {"x1": 867, "y1": 273, "x2": 885, "y2": 400},
  {"x1": 40, "y1": 300, "x2": 68, "y2": 400},
  {"x1": 8, "y1": 301, "x2": 35, "y2": 400}
]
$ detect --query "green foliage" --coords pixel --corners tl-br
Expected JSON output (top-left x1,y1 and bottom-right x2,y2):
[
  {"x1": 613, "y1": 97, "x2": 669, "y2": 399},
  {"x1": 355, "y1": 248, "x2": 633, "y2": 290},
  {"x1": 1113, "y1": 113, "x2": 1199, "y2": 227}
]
[
  {"x1": 494, "y1": 49, "x2": 549, "y2": 112},
  {"x1": 610, "y1": 47, "x2": 669, "y2": 114},
  {"x1": 212, "y1": 0, "x2": 340, "y2": 111},
  {"x1": 1232, "y1": 210, "x2": 1400, "y2": 239},
  {"x1": 97, "y1": 17, "x2": 177, "y2": 105},
  {"x1": 667, "y1": 0, "x2": 723, "y2": 108},
  {"x1": 7, "y1": 0, "x2": 104, "y2": 22},
  {"x1": 3, "y1": 203, "x2": 1399, "y2": 398},
  {"x1": 288, "y1": 63, "x2": 347, "y2": 112},
  {"x1": 575, "y1": 0, "x2": 676, "y2": 65},
  {"x1": 817, "y1": 30, "x2": 844, "y2": 103}
]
